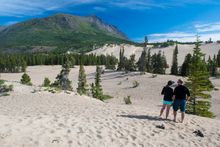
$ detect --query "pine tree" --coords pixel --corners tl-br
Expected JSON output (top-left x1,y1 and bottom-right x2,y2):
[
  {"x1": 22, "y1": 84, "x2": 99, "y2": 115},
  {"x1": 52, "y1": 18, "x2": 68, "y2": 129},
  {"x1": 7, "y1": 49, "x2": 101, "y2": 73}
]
[
  {"x1": 171, "y1": 44, "x2": 178, "y2": 75},
  {"x1": 21, "y1": 59, "x2": 27, "y2": 72},
  {"x1": 207, "y1": 55, "x2": 218, "y2": 77},
  {"x1": 146, "y1": 48, "x2": 152, "y2": 72},
  {"x1": 118, "y1": 46, "x2": 126, "y2": 71},
  {"x1": 217, "y1": 49, "x2": 220, "y2": 67},
  {"x1": 53, "y1": 60, "x2": 72, "y2": 91},
  {"x1": 137, "y1": 49, "x2": 147, "y2": 72},
  {"x1": 92, "y1": 66, "x2": 104, "y2": 100},
  {"x1": 181, "y1": 53, "x2": 192, "y2": 76},
  {"x1": 186, "y1": 36, "x2": 214, "y2": 118},
  {"x1": 21, "y1": 73, "x2": 32, "y2": 85},
  {"x1": 126, "y1": 54, "x2": 136, "y2": 71},
  {"x1": 162, "y1": 52, "x2": 168, "y2": 73},
  {"x1": 43, "y1": 77, "x2": 51, "y2": 87},
  {"x1": 151, "y1": 51, "x2": 166, "y2": 74},
  {"x1": 77, "y1": 64, "x2": 88, "y2": 95}
]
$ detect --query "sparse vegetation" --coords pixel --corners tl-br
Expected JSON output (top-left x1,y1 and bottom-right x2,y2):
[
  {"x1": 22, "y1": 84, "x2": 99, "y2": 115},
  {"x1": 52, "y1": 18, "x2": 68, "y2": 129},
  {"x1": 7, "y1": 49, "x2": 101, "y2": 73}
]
[
  {"x1": 43, "y1": 77, "x2": 51, "y2": 87},
  {"x1": 132, "y1": 81, "x2": 139, "y2": 88},
  {"x1": 91, "y1": 66, "x2": 104, "y2": 100},
  {"x1": 151, "y1": 74, "x2": 157, "y2": 78},
  {"x1": 0, "y1": 80, "x2": 13, "y2": 96},
  {"x1": 52, "y1": 60, "x2": 72, "y2": 91},
  {"x1": 20, "y1": 73, "x2": 32, "y2": 85},
  {"x1": 44, "y1": 87, "x2": 62, "y2": 94},
  {"x1": 117, "y1": 81, "x2": 122, "y2": 85},
  {"x1": 124, "y1": 96, "x2": 132, "y2": 104},
  {"x1": 77, "y1": 64, "x2": 89, "y2": 95}
]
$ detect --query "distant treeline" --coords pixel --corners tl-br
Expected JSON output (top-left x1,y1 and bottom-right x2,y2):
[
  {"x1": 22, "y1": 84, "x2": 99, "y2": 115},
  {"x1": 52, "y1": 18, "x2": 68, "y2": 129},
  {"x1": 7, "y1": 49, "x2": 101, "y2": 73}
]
[{"x1": 0, "y1": 53, "x2": 118, "y2": 73}]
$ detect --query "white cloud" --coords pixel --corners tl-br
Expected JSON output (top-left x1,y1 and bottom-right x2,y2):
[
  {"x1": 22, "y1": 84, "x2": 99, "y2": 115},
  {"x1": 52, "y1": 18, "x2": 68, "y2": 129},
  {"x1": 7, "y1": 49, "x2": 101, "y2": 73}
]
[
  {"x1": 0, "y1": 0, "x2": 97, "y2": 17},
  {"x1": 146, "y1": 32, "x2": 220, "y2": 42},
  {"x1": 150, "y1": 32, "x2": 195, "y2": 38},
  {"x1": 195, "y1": 22, "x2": 220, "y2": 32}
]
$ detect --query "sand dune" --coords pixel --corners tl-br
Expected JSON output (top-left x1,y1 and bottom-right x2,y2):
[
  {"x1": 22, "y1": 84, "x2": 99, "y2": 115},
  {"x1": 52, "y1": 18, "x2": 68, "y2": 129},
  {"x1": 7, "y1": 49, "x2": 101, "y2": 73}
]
[
  {"x1": 0, "y1": 66, "x2": 220, "y2": 147},
  {"x1": 89, "y1": 43, "x2": 220, "y2": 68}
]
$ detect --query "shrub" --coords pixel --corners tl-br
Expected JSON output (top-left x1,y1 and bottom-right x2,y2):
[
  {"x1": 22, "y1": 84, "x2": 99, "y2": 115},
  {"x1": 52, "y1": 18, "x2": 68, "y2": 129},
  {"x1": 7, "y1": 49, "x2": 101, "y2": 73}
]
[
  {"x1": 8, "y1": 85, "x2": 13, "y2": 91},
  {"x1": 132, "y1": 81, "x2": 139, "y2": 88},
  {"x1": 0, "y1": 81, "x2": 13, "y2": 96},
  {"x1": 151, "y1": 74, "x2": 157, "y2": 78},
  {"x1": 0, "y1": 80, "x2": 5, "y2": 86},
  {"x1": 102, "y1": 94, "x2": 113, "y2": 100},
  {"x1": 21, "y1": 73, "x2": 32, "y2": 85},
  {"x1": 117, "y1": 81, "x2": 122, "y2": 85},
  {"x1": 124, "y1": 96, "x2": 132, "y2": 104},
  {"x1": 43, "y1": 77, "x2": 51, "y2": 87}
]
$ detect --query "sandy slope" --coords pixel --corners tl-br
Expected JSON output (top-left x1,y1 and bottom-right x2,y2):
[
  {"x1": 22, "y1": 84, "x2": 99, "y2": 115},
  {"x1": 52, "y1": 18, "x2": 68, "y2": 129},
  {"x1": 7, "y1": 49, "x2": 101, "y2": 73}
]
[
  {"x1": 88, "y1": 43, "x2": 220, "y2": 68},
  {"x1": 0, "y1": 66, "x2": 220, "y2": 147}
]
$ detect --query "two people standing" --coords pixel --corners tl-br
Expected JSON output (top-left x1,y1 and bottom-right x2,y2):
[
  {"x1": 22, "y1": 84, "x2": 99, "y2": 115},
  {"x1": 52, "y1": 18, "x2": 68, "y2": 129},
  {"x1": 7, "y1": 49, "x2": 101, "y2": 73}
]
[{"x1": 160, "y1": 79, "x2": 190, "y2": 123}]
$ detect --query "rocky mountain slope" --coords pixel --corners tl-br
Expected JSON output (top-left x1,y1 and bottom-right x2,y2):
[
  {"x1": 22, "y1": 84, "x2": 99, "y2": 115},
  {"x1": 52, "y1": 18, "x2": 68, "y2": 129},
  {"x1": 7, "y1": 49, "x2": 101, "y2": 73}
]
[{"x1": 0, "y1": 13, "x2": 131, "y2": 52}]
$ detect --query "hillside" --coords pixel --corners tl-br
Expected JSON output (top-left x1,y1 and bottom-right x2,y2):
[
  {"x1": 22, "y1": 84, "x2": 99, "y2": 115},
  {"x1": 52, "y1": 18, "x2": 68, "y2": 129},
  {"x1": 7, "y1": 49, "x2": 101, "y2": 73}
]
[
  {"x1": 0, "y1": 26, "x2": 5, "y2": 31},
  {"x1": 89, "y1": 43, "x2": 220, "y2": 69},
  {"x1": 0, "y1": 13, "x2": 132, "y2": 53}
]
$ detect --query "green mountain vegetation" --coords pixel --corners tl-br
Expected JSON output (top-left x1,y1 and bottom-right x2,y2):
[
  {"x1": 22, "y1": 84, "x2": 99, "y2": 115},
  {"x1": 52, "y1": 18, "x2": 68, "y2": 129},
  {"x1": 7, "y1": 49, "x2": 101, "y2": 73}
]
[{"x1": 0, "y1": 13, "x2": 135, "y2": 53}]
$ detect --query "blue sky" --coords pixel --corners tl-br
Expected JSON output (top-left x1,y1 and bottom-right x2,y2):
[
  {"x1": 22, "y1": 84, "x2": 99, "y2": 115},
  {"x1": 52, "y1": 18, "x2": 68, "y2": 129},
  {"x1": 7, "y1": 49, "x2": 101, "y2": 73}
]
[{"x1": 1, "y1": 0, "x2": 220, "y2": 42}]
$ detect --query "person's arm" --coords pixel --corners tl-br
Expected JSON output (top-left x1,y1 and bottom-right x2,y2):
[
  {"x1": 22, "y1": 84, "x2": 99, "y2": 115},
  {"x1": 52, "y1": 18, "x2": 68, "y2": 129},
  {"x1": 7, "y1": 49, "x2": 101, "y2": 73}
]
[{"x1": 173, "y1": 88, "x2": 176, "y2": 100}]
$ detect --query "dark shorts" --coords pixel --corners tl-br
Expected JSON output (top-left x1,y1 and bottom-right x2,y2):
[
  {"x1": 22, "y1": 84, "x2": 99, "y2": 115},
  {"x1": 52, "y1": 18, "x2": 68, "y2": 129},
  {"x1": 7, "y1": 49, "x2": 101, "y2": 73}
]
[{"x1": 173, "y1": 99, "x2": 186, "y2": 112}]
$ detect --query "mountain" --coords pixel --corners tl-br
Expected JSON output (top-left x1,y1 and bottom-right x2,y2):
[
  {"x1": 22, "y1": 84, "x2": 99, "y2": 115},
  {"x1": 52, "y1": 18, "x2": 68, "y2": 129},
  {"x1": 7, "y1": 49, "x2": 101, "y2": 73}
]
[
  {"x1": 0, "y1": 13, "x2": 131, "y2": 53},
  {"x1": 0, "y1": 26, "x2": 5, "y2": 32}
]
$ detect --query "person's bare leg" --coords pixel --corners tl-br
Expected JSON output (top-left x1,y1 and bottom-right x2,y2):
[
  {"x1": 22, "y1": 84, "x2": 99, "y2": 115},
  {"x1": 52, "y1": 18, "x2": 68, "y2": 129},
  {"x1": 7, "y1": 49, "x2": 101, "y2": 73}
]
[
  {"x1": 180, "y1": 112, "x2": 185, "y2": 123},
  {"x1": 166, "y1": 105, "x2": 171, "y2": 119},
  {"x1": 173, "y1": 110, "x2": 177, "y2": 122},
  {"x1": 160, "y1": 104, "x2": 166, "y2": 117}
]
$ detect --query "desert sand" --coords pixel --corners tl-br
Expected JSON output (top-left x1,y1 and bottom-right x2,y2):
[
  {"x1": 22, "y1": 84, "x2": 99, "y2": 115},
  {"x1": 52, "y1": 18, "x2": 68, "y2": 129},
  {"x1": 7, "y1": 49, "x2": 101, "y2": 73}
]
[{"x1": 0, "y1": 66, "x2": 220, "y2": 147}]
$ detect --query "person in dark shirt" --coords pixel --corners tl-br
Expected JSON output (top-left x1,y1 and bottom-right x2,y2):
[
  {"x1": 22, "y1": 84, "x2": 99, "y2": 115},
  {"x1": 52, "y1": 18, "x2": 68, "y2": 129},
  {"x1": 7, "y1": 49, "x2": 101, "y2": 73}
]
[
  {"x1": 159, "y1": 80, "x2": 174, "y2": 119},
  {"x1": 173, "y1": 79, "x2": 190, "y2": 123}
]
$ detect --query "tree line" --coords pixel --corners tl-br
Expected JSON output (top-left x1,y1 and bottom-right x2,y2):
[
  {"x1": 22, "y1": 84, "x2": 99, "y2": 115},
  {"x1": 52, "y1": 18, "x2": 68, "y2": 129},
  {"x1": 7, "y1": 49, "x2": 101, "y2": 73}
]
[
  {"x1": 118, "y1": 45, "x2": 168, "y2": 74},
  {"x1": 171, "y1": 45, "x2": 220, "y2": 77},
  {"x1": 0, "y1": 53, "x2": 118, "y2": 73}
]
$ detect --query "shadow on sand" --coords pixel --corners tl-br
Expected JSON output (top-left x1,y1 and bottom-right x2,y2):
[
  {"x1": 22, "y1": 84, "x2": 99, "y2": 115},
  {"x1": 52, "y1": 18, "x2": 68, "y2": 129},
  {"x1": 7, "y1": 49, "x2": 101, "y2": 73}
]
[{"x1": 117, "y1": 114, "x2": 166, "y2": 121}]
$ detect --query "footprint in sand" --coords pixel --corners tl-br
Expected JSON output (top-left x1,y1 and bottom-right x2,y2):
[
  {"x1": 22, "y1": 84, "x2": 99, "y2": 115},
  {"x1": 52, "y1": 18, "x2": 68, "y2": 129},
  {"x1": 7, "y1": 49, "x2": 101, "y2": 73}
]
[
  {"x1": 67, "y1": 129, "x2": 71, "y2": 134},
  {"x1": 50, "y1": 130, "x2": 55, "y2": 134}
]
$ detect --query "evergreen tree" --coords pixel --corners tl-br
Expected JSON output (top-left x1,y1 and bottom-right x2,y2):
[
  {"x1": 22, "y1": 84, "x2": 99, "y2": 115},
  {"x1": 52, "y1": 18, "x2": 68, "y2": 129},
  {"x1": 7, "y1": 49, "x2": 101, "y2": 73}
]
[
  {"x1": 146, "y1": 48, "x2": 152, "y2": 72},
  {"x1": 162, "y1": 52, "x2": 168, "y2": 73},
  {"x1": 77, "y1": 64, "x2": 88, "y2": 95},
  {"x1": 92, "y1": 66, "x2": 104, "y2": 100},
  {"x1": 53, "y1": 61, "x2": 72, "y2": 91},
  {"x1": 171, "y1": 44, "x2": 178, "y2": 75},
  {"x1": 105, "y1": 54, "x2": 117, "y2": 70},
  {"x1": 126, "y1": 54, "x2": 136, "y2": 71},
  {"x1": 151, "y1": 51, "x2": 166, "y2": 74},
  {"x1": 217, "y1": 49, "x2": 220, "y2": 67},
  {"x1": 181, "y1": 53, "x2": 192, "y2": 76},
  {"x1": 137, "y1": 49, "x2": 147, "y2": 72},
  {"x1": 43, "y1": 77, "x2": 51, "y2": 87},
  {"x1": 207, "y1": 55, "x2": 218, "y2": 76},
  {"x1": 21, "y1": 59, "x2": 27, "y2": 72},
  {"x1": 21, "y1": 73, "x2": 32, "y2": 85},
  {"x1": 186, "y1": 36, "x2": 214, "y2": 118},
  {"x1": 118, "y1": 46, "x2": 126, "y2": 71}
]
